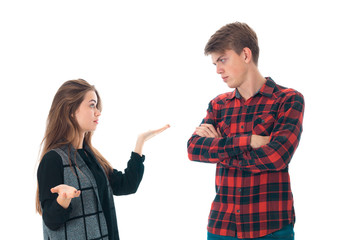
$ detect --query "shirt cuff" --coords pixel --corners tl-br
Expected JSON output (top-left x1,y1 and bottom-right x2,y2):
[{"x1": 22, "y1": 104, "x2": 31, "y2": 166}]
[
  {"x1": 131, "y1": 151, "x2": 145, "y2": 162},
  {"x1": 216, "y1": 134, "x2": 251, "y2": 160},
  {"x1": 52, "y1": 199, "x2": 73, "y2": 214},
  {"x1": 234, "y1": 134, "x2": 252, "y2": 152}
]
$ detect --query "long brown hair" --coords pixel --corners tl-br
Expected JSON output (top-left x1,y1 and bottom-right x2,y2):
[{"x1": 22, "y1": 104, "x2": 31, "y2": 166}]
[{"x1": 36, "y1": 79, "x2": 113, "y2": 214}]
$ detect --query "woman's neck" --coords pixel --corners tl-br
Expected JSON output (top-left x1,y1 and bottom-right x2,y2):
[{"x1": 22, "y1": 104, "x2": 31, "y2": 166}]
[{"x1": 72, "y1": 132, "x2": 85, "y2": 149}]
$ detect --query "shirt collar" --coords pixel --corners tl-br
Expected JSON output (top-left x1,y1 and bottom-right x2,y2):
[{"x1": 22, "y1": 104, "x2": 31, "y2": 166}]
[{"x1": 226, "y1": 77, "x2": 276, "y2": 101}]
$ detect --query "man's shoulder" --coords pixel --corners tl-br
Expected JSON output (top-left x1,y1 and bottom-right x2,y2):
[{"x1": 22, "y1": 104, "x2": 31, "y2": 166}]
[
  {"x1": 273, "y1": 83, "x2": 304, "y2": 101},
  {"x1": 210, "y1": 91, "x2": 234, "y2": 105}
]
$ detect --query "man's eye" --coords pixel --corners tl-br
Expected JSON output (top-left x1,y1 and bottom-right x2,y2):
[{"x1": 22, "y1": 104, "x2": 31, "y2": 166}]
[{"x1": 220, "y1": 58, "x2": 226, "y2": 63}]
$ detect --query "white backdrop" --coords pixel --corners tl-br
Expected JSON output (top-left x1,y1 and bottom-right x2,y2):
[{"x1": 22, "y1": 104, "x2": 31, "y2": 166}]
[{"x1": 1, "y1": 0, "x2": 359, "y2": 239}]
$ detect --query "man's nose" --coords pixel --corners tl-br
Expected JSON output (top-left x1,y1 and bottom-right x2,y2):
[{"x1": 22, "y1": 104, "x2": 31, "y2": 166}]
[{"x1": 216, "y1": 65, "x2": 223, "y2": 74}]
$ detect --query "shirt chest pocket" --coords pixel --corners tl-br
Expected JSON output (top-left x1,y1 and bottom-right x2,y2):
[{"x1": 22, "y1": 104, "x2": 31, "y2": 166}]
[{"x1": 252, "y1": 114, "x2": 276, "y2": 136}]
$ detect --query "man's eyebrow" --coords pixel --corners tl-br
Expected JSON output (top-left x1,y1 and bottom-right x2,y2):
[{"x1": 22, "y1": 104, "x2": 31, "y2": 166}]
[{"x1": 213, "y1": 55, "x2": 225, "y2": 65}]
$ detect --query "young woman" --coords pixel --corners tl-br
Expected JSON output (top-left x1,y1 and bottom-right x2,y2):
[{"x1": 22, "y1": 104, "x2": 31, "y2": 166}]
[{"x1": 36, "y1": 79, "x2": 169, "y2": 240}]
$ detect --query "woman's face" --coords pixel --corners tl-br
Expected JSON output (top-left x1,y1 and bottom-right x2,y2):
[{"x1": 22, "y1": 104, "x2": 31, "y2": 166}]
[{"x1": 75, "y1": 90, "x2": 101, "y2": 134}]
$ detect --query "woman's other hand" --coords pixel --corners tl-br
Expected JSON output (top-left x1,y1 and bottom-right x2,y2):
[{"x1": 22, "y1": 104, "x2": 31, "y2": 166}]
[{"x1": 51, "y1": 184, "x2": 81, "y2": 209}]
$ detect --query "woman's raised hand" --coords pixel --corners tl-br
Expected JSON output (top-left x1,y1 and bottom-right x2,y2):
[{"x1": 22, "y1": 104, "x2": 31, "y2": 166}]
[
  {"x1": 134, "y1": 124, "x2": 170, "y2": 156},
  {"x1": 51, "y1": 184, "x2": 81, "y2": 209}
]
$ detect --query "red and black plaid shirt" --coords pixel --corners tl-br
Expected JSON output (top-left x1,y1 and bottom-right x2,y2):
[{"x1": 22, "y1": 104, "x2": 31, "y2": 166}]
[{"x1": 187, "y1": 77, "x2": 304, "y2": 239}]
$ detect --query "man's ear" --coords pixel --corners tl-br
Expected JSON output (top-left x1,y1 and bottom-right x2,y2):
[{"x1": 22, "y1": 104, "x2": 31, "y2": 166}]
[{"x1": 243, "y1": 47, "x2": 252, "y2": 63}]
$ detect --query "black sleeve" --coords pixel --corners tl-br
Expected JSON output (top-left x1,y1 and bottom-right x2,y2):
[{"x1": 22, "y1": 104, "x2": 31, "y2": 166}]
[
  {"x1": 109, "y1": 152, "x2": 145, "y2": 196},
  {"x1": 37, "y1": 150, "x2": 72, "y2": 230}
]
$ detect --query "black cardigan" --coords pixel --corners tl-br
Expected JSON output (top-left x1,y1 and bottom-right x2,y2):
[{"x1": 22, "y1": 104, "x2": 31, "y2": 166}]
[{"x1": 37, "y1": 149, "x2": 145, "y2": 239}]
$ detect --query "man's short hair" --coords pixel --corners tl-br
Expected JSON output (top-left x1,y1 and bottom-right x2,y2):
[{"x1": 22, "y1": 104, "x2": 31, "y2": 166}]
[{"x1": 204, "y1": 22, "x2": 260, "y2": 65}]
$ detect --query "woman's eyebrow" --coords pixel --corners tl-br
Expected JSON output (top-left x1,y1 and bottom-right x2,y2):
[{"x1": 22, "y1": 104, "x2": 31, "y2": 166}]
[{"x1": 89, "y1": 99, "x2": 97, "y2": 103}]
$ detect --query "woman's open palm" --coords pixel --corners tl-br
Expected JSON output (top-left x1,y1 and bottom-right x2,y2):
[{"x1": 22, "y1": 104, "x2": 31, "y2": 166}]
[{"x1": 51, "y1": 184, "x2": 81, "y2": 209}]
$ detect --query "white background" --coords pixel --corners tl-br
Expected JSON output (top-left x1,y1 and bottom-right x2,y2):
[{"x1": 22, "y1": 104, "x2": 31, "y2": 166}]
[{"x1": 1, "y1": 0, "x2": 359, "y2": 239}]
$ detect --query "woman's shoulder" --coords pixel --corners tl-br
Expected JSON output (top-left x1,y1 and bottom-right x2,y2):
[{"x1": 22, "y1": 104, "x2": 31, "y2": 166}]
[
  {"x1": 43, "y1": 149, "x2": 62, "y2": 160},
  {"x1": 42, "y1": 145, "x2": 70, "y2": 162},
  {"x1": 39, "y1": 150, "x2": 63, "y2": 169}
]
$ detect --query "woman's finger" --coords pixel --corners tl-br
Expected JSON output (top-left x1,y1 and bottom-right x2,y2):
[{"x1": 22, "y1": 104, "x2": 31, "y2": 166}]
[
  {"x1": 152, "y1": 124, "x2": 170, "y2": 136},
  {"x1": 51, "y1": 186, "x2": 59, "y2": 194},
  {"x1": 142, "y1": 124, "x2": 170, "y2": 142},
  {"x1": 67, "y1": 190, "x2": 81, "y2": 198},
  {"x1": 51, "y1": 184, "x2": 81, "y2": 199},
  {"x1": 156, "y1": 124, "x2": 170, "y2": 133}
]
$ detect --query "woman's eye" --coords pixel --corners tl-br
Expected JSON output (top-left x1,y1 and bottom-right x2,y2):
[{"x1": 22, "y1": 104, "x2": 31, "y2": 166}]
[{"x1": 90, "y1": 104, "x2": 95, "y2": 108}]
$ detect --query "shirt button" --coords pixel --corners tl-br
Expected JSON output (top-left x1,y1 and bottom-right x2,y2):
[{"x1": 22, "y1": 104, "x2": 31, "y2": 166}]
[
  {"x1": 241, "y1": 125, "x2": 244, "y2": 129},
  {"x1": 238, "y1": 188, "x2": 242, "y2": 192},
  {"x1": 237, "y1": 210, "x2": 240, "y2": 213}
]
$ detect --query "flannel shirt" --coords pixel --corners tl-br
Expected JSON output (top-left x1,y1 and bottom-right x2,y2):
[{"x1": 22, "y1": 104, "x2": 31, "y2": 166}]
[{"x1": 187, "y1": 77, "x2": 304, "y2": 239}]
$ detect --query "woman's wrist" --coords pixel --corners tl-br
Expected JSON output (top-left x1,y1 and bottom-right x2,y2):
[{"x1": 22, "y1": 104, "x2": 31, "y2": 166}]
[
  {"x1": 134, "y1": 137, "x2": 145, "y2": 156},
  {"x1": 56, "y1": 196, "x2": 71, "y2": 209}
]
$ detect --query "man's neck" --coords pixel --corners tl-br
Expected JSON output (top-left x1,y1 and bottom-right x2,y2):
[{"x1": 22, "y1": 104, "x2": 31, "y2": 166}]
[{"x1": 236, "y1": 68, "x2": 266, "y2": 101}]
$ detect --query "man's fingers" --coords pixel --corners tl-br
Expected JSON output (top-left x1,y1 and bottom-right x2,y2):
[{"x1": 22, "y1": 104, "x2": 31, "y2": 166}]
[
  {"x1": 196, "y1": 125, "x2": 218, "y2": 137},
  {"x1": 195, "y1": 128, "x2": 208, "y2": 137},
  {"x1": 217, "y1": 127, "x2": 222, "y2": 137},
  {"x1": 197, "y1": 124, "x2": 222, "y2": 138},
  {"x1": 201, "y1": 124, "x2": 218, "y2": 136},
  {"x1": 196, "y1": 127, "x2": 211, "y2": 137},
  {"x1": 250, "y1": 135, "x2": 271, "y2": 149},
  {"x1": 202, "y1": 126, "x2": 213, "y2": 137}
]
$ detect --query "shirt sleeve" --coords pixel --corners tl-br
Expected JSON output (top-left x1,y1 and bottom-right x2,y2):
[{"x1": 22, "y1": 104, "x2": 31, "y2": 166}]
[
  {"x1": 109, "y1": 152, "x2": 145, "y2": 196},
  {"x1": 187, "y1": 99, "x2": 252, "y2": 163},
  {"x1": 37, "y1": 150, "x2": 72, "y2": 230},
  {"x1": 222, "y1": 91, "x2": 305, "y2": 173}
]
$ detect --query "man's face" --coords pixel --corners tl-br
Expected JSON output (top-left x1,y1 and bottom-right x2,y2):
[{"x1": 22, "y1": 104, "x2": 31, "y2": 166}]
[{"x1": 211, "y1": 49, "x2": 248, "y2": 89}]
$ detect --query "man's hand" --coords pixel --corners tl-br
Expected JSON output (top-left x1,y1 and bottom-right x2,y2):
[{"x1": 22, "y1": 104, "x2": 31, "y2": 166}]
[
  {"x1": 195, "y1": 124, "x2": 222, "y2": 138},
  {"x1": 250, "y1": 135, "x2": 270, "y2": 149},
  {"x1": 195, "y1": 124, "x2": 269, "y2": 149}
]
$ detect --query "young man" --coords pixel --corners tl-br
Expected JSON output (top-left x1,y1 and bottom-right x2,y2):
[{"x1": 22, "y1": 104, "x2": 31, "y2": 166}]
[{"x1": 187, "y1": 22, "x2": 304, "y2": 240}]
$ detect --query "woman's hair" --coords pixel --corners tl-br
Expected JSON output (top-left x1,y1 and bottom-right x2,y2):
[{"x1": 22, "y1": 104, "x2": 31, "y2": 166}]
[
  {"x1": 204, "y1": 22, "x2": 260, "y2": 65},
  {"x1": 35, "y1": 79, "x2": 113, "y2": 214}
]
